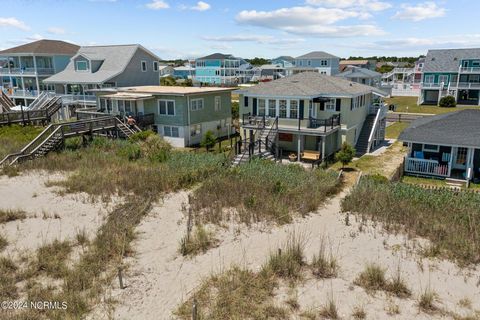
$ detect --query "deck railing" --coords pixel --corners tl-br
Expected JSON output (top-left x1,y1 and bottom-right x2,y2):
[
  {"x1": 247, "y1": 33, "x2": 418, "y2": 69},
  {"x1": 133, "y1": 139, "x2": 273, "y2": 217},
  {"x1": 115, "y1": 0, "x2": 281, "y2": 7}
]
[
  {"x1": 459, "y1": 67, "x2": 480, "y2": 73},
  {"x1": 404, "y1": 157, "x2": 450, "y2": 177}
]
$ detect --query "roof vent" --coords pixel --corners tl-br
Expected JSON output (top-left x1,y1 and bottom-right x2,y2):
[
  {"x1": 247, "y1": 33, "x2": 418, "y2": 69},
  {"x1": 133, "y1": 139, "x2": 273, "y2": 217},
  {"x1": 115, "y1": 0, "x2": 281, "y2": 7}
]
[
  {"x1": 431, "y1": 57, "x2": 436, "y2": 61},
  {"x1": 454, "y1": 57, "x2": 458, "y2": 61}
]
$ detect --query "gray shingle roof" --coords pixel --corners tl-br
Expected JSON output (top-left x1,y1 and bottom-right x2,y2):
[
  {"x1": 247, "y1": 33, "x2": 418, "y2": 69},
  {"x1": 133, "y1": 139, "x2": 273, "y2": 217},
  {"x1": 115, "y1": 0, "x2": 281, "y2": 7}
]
[
  {"x1": 239, "y1": 72, "x2": 383, "y2": 97},
  {"x1": 272, "y1": 56, "x2": 294, "y2": 62},
  {"x1": 197, "y1": 53, "x2": 235, "y2": 60},
  {"x1": 399, "y1": 109, "x2": 480, "y2": 148},
  {"x1": 337, "y1": 67, "x2": 381, "y2": 79},
  {"x1": 423, "y1": 48, "x2": 480, "y2": 73},
  {"x1": 0, "y1": 39, "x2": 79, "y2": 55},
  {"x1": 296, "y1": 51, "x2": 339, "y2": 60},
  {"x1": 44, "y1": 44, "x2": 158, "y2": 84}
]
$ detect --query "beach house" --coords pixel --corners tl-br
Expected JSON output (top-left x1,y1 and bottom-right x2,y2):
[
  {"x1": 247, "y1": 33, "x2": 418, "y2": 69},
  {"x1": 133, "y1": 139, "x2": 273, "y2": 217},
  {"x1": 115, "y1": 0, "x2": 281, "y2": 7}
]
[
  {"x1": 194, "y1": 53, "x2": 252, "y2": 85},
  {"x1": 0, "y1": 39, "x2": 80, "y2": 106},
  {"x1": 337, "y1": 66, "x2": 382, "y2": 87},
  {"x1": 399, "y1": 109, "x2": 480, "y2": 183},
  {"x1": 96, "y1": 85, "x2": 234, "y2": 147},
  {"x1": 236, "y1": 72, "x2": 387, "y2": 163},
  {"x1": 286, "y1": 51, "x2": 340, "y2": 76},
  {"x1": 419, "y1": 48, "x2": 480, "y2": 105}
]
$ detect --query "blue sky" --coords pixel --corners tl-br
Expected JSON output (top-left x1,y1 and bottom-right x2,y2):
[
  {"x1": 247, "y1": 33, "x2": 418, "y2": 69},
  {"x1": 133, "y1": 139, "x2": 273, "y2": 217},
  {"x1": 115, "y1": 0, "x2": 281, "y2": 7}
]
[{"x1": 0, "y1": 0, "x2": 478, "y2": 59}]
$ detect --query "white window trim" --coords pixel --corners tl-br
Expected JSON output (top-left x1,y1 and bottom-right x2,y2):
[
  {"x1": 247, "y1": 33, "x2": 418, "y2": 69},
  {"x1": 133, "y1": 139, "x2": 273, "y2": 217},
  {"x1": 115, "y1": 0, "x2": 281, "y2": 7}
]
[
  {"x1": 75, "y1": 60, "x2": 89, "y2": 72},
  {"x1": 153, "y1": 61, "x2": 159, "y2": 72},
  {"x1": 141, "y1": 60, "x2": 147, "y2": 72},
  {"x1": 158, "y1": 99, "x2": 176, "y2": 116},
  {"x1": 163, "y1": 125, "x2": 180, "y2": 138},
  {"x1": 325, "y1": 99, "x2": 336, "y2": 112},
  {"x1": 214, "y1": 96, "x2": 221, "y2": 111},
  {"x1": 424, "y1": 75, "x2": 435, "y2": 83},
  {"x1": 191, "y1": 98, "x2": 204, "y2": 111},
  {"x1": 423, "y1": 144, "x2": 440, "y2": 152}
]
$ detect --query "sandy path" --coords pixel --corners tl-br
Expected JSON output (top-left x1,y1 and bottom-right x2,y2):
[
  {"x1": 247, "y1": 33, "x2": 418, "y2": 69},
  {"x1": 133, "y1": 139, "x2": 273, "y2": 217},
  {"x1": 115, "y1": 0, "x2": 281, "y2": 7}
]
[
  {"x1": 109, "y1": 191, "x2": 480, "y2": 320},
  {"x1": 0, "y1": 172, "x2": 117, "y2": 256}
]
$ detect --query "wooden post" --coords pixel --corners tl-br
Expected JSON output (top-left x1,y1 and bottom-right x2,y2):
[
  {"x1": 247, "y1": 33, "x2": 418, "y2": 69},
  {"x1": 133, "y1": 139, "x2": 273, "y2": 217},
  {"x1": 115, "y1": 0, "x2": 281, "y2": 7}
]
[
  {"x1": 278, "y1": 248, "x2": 282, "y2": 256},
  {"x1": 118, "y1": 267, "x2": 124, "y2": 289},
  {"x1": 192, "y1": 298, "x2": 198, "y2": 320}
]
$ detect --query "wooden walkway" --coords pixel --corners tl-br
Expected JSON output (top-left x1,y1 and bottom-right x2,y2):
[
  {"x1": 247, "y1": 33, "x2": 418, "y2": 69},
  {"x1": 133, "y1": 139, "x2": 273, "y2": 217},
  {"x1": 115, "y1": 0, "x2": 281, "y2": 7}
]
[
  {"x1": 0, "y1": 97, "x2": 62, "y2": 126},
  {"x1": 0, "y1": 116, "x2": 137, "y2": 167}
]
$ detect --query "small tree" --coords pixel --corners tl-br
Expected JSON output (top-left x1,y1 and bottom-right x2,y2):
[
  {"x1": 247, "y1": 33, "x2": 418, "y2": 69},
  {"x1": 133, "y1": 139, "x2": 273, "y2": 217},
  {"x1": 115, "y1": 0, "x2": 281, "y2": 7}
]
[
  {"x1": 231, "y1": 101, "x2": 239, "y2": 120},
  {"x1": 201, "y1": 130, "x2": 217, "y2": 151},
  {"x1": 439, "y1": 95, "x2": 456, "y2": 108},
  {"x1": 335, "y1": 142, "x2": 355, "y2": 169}
]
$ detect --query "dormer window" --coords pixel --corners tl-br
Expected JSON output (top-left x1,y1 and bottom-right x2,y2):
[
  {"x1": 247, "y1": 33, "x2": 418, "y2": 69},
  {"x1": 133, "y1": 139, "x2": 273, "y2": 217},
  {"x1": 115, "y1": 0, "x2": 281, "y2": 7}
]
[{"x1": 76, "y1": 61, "x2": 88, "y2": 71}]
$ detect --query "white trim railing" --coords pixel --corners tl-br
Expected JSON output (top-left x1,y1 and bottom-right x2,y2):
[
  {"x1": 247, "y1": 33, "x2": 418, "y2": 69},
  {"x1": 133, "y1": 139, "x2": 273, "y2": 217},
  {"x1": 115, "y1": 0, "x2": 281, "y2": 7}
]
[
  {"x1": 420, "y1": 82, "x2": 446, "y2": 89},
  {"x1": 366, "y1": 105, "x2": 386, "y2": 153},
  {"x1": 404, "y1": 157, "x2": 450, "y2": 177},
  {"x1": 459, "y1": 67, "x2": 480, "y2": 73},
  {"x1": 0, "y1": 67, "x2": 55, "y2": 75},
  {"x1": 453, "y1": 82, "x2": 480, "y2": 89}
]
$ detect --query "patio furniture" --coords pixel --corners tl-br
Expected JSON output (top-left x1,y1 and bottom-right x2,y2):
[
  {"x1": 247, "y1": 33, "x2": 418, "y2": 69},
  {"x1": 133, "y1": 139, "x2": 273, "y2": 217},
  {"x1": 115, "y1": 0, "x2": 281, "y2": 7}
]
[
  {"x1": 288, "y1": 153, "x2": 297, "y2": 162},
  {"x1": 301, "y1": 150, "x2": 321, "y2": 161}
]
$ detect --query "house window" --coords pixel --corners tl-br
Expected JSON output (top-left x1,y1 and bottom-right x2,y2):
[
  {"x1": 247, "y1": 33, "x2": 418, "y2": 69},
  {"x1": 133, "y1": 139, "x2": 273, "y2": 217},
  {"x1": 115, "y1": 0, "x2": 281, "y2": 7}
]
[
  {"x1": 190, "y1": 124, "x2": 201, "y2": 136},
  {"x1": 191, "y1": 98, "x2": 204, "y2": 111},
  {"x1": 307, "y1": 60, "x2": 311, "y2": 66},
  {"x1": 456, "y1": 147, "x2": 468, "y2": 165},
  {"x1": 279, "y1": 100, "x2": 287, "y2": 118},
  {"x1": 321, "y1": 60, "x2": 328, "y2": 66},
  {"x1": 76, "y1": 61, "x2": 88, "y2": 71},
  {"x1": 325, "y1": 99, "x2": 336, "y2": 111},
  {"x1": 473, "y1": 61, "x2": 480, "y2": 67},
  {"x1": 258, "y1": 99, "x2": 266, "y2": 116},
  {"x1": 424, "y1": 75, "x2": 435, "y2": 83},
  {"x1": 124, "y1": 100, "x2": 131, "y2": 114},
  {"x1": 423, "y1": 144, "x2": 439, "y2": 152},
  {"x1": 268, "y1": 100, "x2": 276, "y2": 117},
  {"x1": 118, "y1": 100, "x2": 125, "y2": 113},
  {"x1": 99, "y1": 98, "x2": 106, "y2": 110},
  {"x1": 289, "y1": 100, "x2": 298, "y2": 118},
  {"x1": 438, "y1": 75, "x2": 448, "y2": 84},
  {"x1": 106, "y1": 99, "x2": 112, "y2": 112},
  {"x1": 214, "y1": 96, "x2": 221, "y2": 111},
  {"x1": 153, "y1": 61, "x2": 159, "y2": 72},
  {"x1": 141, "y1": 60, "x2": 147, "y2": 72},
  {"x1": 164, "y1": 126, "x2": 179, "y2": 137},
  {"x1": 158, "y1": 100, "x2": 175, "y2": 116}
]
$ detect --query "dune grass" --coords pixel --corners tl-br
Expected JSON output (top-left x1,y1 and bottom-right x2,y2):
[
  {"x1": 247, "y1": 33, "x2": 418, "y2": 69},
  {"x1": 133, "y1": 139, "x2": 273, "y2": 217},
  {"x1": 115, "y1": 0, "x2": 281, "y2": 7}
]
[
  {"x1": 179, "y1": 225, "x2": 218, "y2": 256},
  {"x1": 190, "y1": 159, "x2": 340, "y2": 225},
  {"x1": 174, "y1": 266, "x2": 288, "y2": 320},
  {"x1": 264, "y1": 231, "x2": 306, "y2": 280},
  {"x1": 31, "y1": 239, "x2": 72, "y2": 279},
  {"x1": 342, "y1": 176, "x2": 480, "y2": 266},
  {"x1": 0, "y1": 234, "x2": 7, "y2": 251},
  {"x1": 0, "y1": 257, "x2": 19, "y2": 300},
  {"x1": 0, "y1": 209, "x2": 27, "y2": 224},
  {"x1": 0, "y1": 124, "x2": 44, "y2": 160}
]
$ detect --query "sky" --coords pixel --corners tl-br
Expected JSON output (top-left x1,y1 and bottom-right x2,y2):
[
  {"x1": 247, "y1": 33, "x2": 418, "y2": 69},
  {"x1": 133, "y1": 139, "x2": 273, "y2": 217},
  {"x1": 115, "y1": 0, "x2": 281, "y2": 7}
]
[{"x1": 0, "y1": 0, "x2": 479, "y2": 60}]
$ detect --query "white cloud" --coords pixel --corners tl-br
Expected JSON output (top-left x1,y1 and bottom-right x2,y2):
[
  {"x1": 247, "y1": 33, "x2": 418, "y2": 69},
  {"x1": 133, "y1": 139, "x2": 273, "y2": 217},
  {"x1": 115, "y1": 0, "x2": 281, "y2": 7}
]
[
  {"x1": 191, "y1": 1, "x2": 210, "y2": 11},
  {"x1": 0, "y1": 17, "x2": 30, "y2": 31},
  {"x1": 393, "y1": 1, "x2": 446, "y2": 22},
  {"x1": 27, "y1": 34, "x2": 44, "y2": 41},
  {"x1": 202, "y1": 34, "x2": 305, "y2": 45},
  {"x1": 47, "y1": 27, "x2": 66, "y2": 35},
  {"x1": 146, "y1": 0, "x2": 169, "y2": 10},
  {"x1": 306, "y1": 0, "x2": 391, "y2": 11},
  {"x1": 236, "y1": 7, "x2": 385, "y2": 37},
  {"x1": 375, "y1": 34, "x2": 480, "y2": 49}
]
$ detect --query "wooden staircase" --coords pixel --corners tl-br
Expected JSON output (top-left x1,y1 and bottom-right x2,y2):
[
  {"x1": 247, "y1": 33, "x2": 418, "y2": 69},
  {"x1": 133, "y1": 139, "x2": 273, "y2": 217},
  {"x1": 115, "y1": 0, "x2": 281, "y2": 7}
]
[
  {"x1": 232, "y1": 117, "x2": 278, "y2": 166},
  {"x1": 0, "y1": 91, "x2": 15, "y2": 113},
  {"x1": 0, "y1": 96, "x2": 63, "y2": 126},
  {"x1": 355, "y1": 115, "x2": 376, "y2": 157},
  {"x1": 0, "y1": 116, "x2": 138, "y2": 167}
]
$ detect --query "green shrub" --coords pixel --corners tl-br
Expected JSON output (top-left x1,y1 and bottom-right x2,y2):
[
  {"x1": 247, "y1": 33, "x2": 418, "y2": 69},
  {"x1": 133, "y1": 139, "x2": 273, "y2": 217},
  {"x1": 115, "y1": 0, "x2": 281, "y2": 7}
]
[
  {"x1": 439, "y1": 95, "x2": 456, "y2": 108},
  {"x1": 335, "y1": 142, "x2": 355, "y2": 168},
  {"x1": 129, "y1": 130, "x2": 156, "y2": 143},
  {"x1": 141, "y1": 135, "x2": 172, "y2": 162},
  {"x1": 117, "y1": 143, "x2": 141, "y2": 161},
  {"x1": 201, "y1": 130, "x2": 217, "y2": 151}
]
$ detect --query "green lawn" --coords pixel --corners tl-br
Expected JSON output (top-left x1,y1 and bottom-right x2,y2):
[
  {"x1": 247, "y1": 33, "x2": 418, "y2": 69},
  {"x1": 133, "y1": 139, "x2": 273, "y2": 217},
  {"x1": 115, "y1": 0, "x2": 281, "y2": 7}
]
[
  {"x1": 385, "y1": 96, "x2": 479, "y2": 114},
  {"x1": 385, "y1": 122, "x2": 409, "y2": 139},
  {"x1": 401, "y1": 175, "x2": 447, "y2": 187}
]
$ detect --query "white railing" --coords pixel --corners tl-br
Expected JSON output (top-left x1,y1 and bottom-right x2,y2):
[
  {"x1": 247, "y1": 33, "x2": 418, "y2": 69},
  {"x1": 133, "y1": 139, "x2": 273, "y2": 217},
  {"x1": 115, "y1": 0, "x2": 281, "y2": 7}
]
[
  {"x1": 0, "y1": 67, "x2": 55, "y2": 75},
  {"x1": 3, "y1": 89, "x2": 40, "y2": 98},
  {"x1": 459, "y1": 67, "x2": 480, "y2": 73},
  {"x1": 420, "y1": 82, "x2": 445, "y2": 88},
  {"x1": 366, "y1": 105, "x2": 386, "y2": 153},
  {"x1": 453, "y1": 82, "x2": 480, "y2": 89},
  {"x1": 404, "y1": 157, "x2": 450, "y2": 177},
  {"x1": 60, "y1": 94, "x2": 97, "y2": 104}
]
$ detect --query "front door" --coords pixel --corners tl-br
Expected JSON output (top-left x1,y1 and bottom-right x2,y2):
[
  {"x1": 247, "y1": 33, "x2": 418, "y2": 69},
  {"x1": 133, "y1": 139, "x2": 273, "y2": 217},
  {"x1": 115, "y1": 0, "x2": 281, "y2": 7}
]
[{"x1": 452, "y1": 147, "x2": 468, "y2": 170}]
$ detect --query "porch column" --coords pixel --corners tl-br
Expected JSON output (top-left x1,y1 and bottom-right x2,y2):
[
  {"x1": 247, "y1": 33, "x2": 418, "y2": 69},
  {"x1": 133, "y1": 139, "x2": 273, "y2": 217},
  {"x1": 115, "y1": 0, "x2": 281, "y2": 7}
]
[
  {"x1": 467, "y1": 148, "x2": 475, "y2": 179},
  {"x1": 33, "y1": 55, "x2": 40, "y2": 94},
  {"x1": 297, "y1": 134, "x2": 301, "y2": 162},
  {"x1": 448, "y1": 148, "x2": 454, "y2": 177},
  {"x1": 321, "y1": 136, "x2": 326, "y2": 161}
]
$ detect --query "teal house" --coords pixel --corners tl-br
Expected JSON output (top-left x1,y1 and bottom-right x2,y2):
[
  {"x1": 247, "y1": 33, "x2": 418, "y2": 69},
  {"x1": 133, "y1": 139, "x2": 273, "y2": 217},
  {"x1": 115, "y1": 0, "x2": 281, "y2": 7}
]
[
  {"x1": 194, "y1": 53, "x2": 251, "y2": 85},
  {"x1": 419, "y1": 48, "x2": 480, "y2": 105},
  {"x1": 97, "y1": 86, "x2": 234, "y2": 147}
]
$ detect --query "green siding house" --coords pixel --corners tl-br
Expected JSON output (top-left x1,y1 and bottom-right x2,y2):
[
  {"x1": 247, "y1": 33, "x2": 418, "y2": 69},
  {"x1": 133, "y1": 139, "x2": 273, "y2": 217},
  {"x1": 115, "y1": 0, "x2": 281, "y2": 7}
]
[
  {"x1": 97, "y1": 86, "x2": 234, "y2": 147},
  {"x1": 236, "y1": 72, "x2": 387, "y2": 162},
  {"x1": 419, "y1": 48, "x2": 480, "y2": 105}
]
